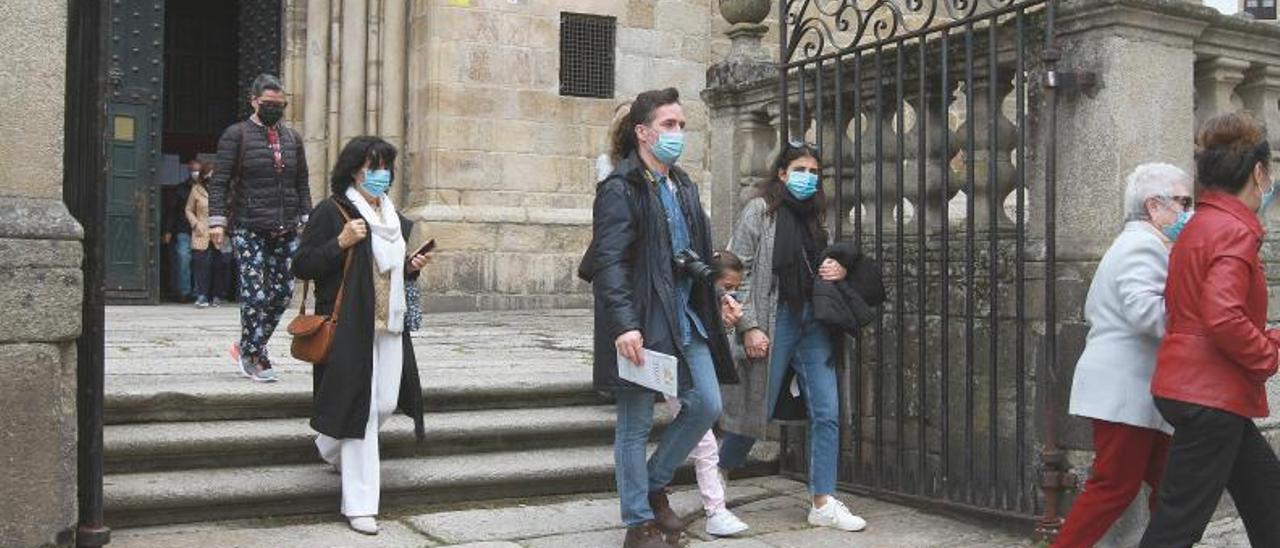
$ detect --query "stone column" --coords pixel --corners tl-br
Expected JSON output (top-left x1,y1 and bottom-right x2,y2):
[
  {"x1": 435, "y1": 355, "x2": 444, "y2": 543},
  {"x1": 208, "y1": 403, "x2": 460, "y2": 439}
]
[
  {"x1": 380, "y1": 0, "x2": 408, "y2": 152},
  {"x1": 703, "y1": 5, "x2": 776, "y2": 244},
  {"x1": 0, "y1": 0, "x2": 82, "y2": 546},
  {"x1": 1194, "y1": 57, "x2": 1249, "y2": 129},
  {"x1": 380, "y1": 0, "x2": 409, "y2": 206},
  {"x1": 339, "y1": 0, "x2": 368, "y2": 143},
  {"x1": 1238, "y1": 64, "x2": 1280, "y2": 172},
  {"x1": 365, "y1": 0, "x2": 382, "y2": 134},
  {"x1": 305, "y1": 0, "x2": 331, "y2": 201},
  {"x1": 327, "y1": 0, "x2": 342, "y2": 166},
  {"x1": 1049, "y1": 2, "x2": 1207, "y2": 545}
]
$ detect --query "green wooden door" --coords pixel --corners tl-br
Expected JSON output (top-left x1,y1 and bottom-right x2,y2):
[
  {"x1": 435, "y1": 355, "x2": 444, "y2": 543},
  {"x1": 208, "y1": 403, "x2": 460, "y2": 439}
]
[
  {"x1": 105, "y1": 0, "x2": 164, "y2": 302},
  {"x1": 105, "y1": 105, "x2": 151, "y2": 295}
]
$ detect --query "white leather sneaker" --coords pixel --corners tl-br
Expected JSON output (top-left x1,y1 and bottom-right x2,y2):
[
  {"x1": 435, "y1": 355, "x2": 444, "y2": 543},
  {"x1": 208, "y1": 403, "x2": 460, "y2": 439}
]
[
  {"x1": 348, "y1": 516, "x2": 378, "y2": 535},
  {"x1": 807, "y1": 498, "x2": 866, "y2": 532},
  {"x1": 705, "y1": 508, "x2": 750, "y2": 537}
]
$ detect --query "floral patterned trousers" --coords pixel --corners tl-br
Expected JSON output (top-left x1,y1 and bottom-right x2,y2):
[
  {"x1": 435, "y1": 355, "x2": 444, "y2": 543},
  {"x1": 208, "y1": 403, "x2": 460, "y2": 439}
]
[{"x1": 233, "y1": 228, "x2": 298, "y2": 365}]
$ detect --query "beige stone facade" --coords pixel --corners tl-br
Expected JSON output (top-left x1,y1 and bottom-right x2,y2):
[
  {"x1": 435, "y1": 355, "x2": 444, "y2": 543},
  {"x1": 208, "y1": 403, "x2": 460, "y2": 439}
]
[
  {"x1": 277, "y1": 0, "x2": 752, "y2": 311},
  {"x1": 0, "y1": 0, "x2": 82, "y2": 546}
]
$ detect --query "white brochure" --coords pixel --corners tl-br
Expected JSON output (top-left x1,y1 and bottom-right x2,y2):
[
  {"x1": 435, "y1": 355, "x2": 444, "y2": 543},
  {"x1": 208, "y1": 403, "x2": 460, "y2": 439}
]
[{"x1": 617, "y1": 348, "x2": 679, "y2": 397}]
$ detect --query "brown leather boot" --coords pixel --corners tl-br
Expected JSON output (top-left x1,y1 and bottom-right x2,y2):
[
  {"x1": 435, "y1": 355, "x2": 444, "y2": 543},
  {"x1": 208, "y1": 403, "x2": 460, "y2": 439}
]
[
  {"x1": 648, "y1": 489, "x2": 684, "y2": 541},
  {"x1": 623, "y1": 521, "x2": 675, "y2": 548}
]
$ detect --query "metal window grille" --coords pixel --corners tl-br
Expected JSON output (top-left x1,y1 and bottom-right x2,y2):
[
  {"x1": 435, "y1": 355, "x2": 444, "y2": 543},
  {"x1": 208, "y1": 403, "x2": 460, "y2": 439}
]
[
  {"x1": 1245, "y1": 0, "x2": 1277, "y2": 19},
  {"x1": 560, "y1": 13, "x2": 615, "y2": 98}
]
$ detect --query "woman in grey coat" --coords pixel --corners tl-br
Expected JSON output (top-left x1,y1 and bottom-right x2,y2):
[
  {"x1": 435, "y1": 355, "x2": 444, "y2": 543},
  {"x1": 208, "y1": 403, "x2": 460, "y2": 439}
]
[
  {"x1": 717, "y1": 142, "x2": 866, "y2": 533},
  {"x1": 1053, "y1": 163, "x2": 1192, "y2": 547}
]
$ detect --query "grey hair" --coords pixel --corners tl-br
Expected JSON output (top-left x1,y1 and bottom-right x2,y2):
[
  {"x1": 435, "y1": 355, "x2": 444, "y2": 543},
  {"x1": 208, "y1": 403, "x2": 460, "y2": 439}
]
[
  {"x1": 1123, "y1": 162, "x2": 1191, "y2": 222},
  {"x1": 250, "y1": 73, "x2": 284, "y2": 98}
]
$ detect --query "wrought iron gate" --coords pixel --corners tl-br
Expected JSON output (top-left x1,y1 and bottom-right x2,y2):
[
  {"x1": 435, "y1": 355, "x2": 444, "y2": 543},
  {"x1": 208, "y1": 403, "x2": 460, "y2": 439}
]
[{"x1": 775, "y1": 0, "x2": 1063, "y2": 525}]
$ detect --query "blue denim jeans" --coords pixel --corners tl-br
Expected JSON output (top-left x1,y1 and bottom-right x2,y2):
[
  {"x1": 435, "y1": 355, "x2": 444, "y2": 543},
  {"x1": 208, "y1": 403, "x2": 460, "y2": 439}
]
[
  {"x1": 173, "y1": 233, "x2": 192, "y2": 297},
  {"x1": 718, "y1": 303, "x2": 840, "y2": 496},
  {"x1": 615, "y1": 335, "x2": 723, "y2": 526}
]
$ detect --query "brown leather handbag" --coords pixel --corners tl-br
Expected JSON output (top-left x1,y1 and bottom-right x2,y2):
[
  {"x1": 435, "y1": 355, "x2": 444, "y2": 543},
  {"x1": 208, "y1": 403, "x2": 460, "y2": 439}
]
[{"x1": 288, "y1": 205, "x2": 354, "y2": 365}]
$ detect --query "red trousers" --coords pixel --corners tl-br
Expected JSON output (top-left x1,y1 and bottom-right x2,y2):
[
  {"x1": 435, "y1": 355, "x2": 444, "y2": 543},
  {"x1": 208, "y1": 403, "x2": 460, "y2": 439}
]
[{"x1": 1052, "y1": 419, "x2": 1171, "y2": 548}]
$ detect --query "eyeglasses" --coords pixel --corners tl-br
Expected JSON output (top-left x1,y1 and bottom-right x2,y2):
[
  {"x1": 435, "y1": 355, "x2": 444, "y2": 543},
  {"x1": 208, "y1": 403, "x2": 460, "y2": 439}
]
[
  {"x1": 1168, "y1": 196, "x2": 1193, "y2": 209},
  {"x1": 259, "y1": 100, "x2": 289, "y2": 108}
]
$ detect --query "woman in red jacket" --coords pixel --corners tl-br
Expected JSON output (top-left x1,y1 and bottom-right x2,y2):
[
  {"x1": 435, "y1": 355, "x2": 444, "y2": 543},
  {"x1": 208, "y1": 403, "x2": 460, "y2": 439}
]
[{"x1": 1139, "y1": 112, "x2": 1280, "y2": 547}]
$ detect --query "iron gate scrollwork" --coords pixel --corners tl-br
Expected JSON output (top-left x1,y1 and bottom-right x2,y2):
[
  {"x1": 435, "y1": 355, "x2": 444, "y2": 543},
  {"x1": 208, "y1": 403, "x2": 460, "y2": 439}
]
[{"x1": 775, "y1": 0, "x2": 1064, "y2": 531}]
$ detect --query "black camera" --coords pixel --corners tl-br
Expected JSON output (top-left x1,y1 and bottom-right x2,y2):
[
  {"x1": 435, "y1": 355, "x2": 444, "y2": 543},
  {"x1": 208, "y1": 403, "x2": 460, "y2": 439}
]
[{"x1": 674, "y1": 249, "x2": 718, "y2": 286}]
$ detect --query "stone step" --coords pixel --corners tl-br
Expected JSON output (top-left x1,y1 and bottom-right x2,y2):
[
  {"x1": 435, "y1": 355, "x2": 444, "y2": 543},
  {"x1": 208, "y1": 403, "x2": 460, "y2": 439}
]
[
  {"x1": 104, "y1": 443, "x2": 781, "y2": 528},
  {"x1": 104, "y1": 406, "x2": 628, "y2": 473},
  {"x1": 105, "y1": 372, "x2": 606, "y2": 424}
]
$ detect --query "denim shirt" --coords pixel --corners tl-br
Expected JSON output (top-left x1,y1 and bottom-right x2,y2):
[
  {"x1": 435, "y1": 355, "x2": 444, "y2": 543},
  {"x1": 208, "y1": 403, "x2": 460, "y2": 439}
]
[{"x1": 654, "y1": 171, "x2": 707, "y2": 346}]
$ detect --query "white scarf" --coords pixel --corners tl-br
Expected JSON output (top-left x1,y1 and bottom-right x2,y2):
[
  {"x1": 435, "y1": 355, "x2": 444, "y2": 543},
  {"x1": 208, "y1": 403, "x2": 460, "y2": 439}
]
[{"x1": 345, "y1": 186, "x2": 407, "y2": 334}]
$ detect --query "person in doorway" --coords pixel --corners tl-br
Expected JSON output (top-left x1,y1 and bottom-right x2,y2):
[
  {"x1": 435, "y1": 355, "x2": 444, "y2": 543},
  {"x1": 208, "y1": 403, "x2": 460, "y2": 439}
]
[
  {"x1": 1138, "y1": 112, "x2": 1280, "y2": 547},
  {"x1": 659, "y1": 250, "x2": 749, "y2": 538},
  {"x1": 581, "y1": 88, "x2": 740, "y2": 548},
  {"x1": 163, "y1": 158, "x2": 198, "y2": 301},
  {"x1": 292, "y1": 136, "x2": 427, "y2": 536},
  {"x1": 1051, "y1": 163, "x2": 1193, "y2": 547},
  {"x1": 717, "y1": 141, "x2": 867, "y2": 533},
  {"x1": 208, "y1": 73, "x2": 312, "y2": 383},
  {"x1": 186, "y1": 162, "x2": 232, "y2": 308}
]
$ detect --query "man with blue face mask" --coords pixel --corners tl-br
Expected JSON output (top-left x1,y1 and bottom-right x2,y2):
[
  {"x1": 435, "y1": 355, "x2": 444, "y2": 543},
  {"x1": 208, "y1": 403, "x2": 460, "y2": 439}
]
[{"x1": 578, "y1": 88, "x2": 741, "y2": 548}]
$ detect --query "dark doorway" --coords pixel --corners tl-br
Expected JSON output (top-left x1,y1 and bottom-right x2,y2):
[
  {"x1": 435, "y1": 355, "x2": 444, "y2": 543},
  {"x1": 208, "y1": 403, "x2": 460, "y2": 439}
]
[
  {"x1": 106, "y1": 0, "x2": 281, "y2": 304},
  {"x1": 162, "y1": 2, "x2": 239, "y2": 161}
]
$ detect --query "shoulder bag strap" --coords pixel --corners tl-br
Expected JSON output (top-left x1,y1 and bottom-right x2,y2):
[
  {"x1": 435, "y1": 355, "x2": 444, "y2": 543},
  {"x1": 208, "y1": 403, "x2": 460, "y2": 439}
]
[
  {"x1": 298, "y1": 199, "x2": 355, "y2": 318},
  {"x1": 328, "y1": 203, "x2": 355, "y2": 322}
]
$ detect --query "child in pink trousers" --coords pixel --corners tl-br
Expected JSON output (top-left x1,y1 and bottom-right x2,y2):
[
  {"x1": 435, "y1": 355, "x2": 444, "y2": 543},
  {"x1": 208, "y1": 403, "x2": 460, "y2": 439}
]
[{"x1": 661, "y1": 251, "x2": 750, "y2": 537}]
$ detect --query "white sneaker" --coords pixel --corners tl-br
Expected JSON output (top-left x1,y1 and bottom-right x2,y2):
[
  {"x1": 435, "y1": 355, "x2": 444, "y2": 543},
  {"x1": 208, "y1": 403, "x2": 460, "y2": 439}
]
[
  {"x1": 705, "y1": 508, "x2": 749, "y2": 537},
  {"x1": 808, "y1": 498, "x2": 866, "y2": 532},
  {"x1": 347, "y1": 516, "x2": 378, "y2": 535}
]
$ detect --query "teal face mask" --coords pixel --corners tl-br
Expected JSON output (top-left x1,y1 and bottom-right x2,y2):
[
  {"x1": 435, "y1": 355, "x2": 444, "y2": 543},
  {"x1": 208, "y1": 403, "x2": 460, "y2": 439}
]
[
  {"x1": 1162, "y1": 210, "x2": 1194, "y2": 241},
  {"x1": 362, "y1": 169, "x2": 392, "y2": 197},
  {"x1": 651, "y1": 132, "x2": 684, "y2": 166},
  {"x1": 785, "y1": 170, "x2": 819, "y2": 200},
  {"x1": 1259, "y1": 180, "x2": 1277, "y2": 216}
]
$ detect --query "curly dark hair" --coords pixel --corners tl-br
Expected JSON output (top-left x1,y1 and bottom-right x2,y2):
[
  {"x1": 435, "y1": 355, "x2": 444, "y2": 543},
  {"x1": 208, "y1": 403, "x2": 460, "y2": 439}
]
[
  {"x1": 610, "y1": 88, "x2": 680, "y2": 162},
  {"x1": 330, "y1": 136, "x2": 398, "y2": 195}
]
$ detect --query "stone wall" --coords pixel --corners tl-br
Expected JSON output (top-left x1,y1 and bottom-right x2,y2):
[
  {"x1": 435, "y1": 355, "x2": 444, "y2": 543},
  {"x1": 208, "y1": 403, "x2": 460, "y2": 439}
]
[
  {"x1": 280, "y1": 0, "x2": 738, "y2": 311},
  {"x1": 1050, "y1": 1, "x2": 1280, "y2": 545},
  {"x1": 0, "y1": 0, "x2": 83, "y2": 546},
  {"x1": 708, "y1": 0, "x2": 1280, "y2": 542}
]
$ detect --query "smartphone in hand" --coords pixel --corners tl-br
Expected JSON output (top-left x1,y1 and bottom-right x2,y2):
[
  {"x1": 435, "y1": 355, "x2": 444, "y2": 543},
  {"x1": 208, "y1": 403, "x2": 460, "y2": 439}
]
[{"x1": 412, "y1": 239, "x2": 436, "y2": 258}]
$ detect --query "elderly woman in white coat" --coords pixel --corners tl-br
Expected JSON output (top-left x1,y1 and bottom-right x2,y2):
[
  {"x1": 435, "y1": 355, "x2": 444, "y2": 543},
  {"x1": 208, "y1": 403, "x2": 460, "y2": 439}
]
[{"x1": 1052, "y1": 163, "x2": 1193, "y2": 548}]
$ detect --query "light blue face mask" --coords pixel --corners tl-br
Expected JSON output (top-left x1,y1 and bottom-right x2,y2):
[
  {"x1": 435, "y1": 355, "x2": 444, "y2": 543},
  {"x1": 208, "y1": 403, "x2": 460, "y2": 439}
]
[
  {"x1": 362, "y1": 169, "x2": 392, "y2": 197},
  {"x1": 651, "y1": 132, "x2": 684, "y2": 166},
  {"x1": 1259, "y1": 180, "x2": 1277, "y2": 216},
  {"x1": 1162, "y1": 210, "x2": 1194, "y2": 241},
  {"x1": 785, "y1": 170, "x2": 819, "y2": 200}
]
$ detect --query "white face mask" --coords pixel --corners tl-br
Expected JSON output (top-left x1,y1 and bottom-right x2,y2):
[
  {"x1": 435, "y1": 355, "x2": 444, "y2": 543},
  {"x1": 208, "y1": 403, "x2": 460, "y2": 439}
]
[{"x1": 190, "y1": 171, "x2": 200, "y2": 180}]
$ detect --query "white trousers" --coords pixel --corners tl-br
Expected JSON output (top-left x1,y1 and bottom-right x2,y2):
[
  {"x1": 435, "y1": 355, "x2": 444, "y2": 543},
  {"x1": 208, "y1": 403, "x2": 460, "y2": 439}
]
[{"x1": 316, "y1": 330, "x2": 403, "y2": 517}]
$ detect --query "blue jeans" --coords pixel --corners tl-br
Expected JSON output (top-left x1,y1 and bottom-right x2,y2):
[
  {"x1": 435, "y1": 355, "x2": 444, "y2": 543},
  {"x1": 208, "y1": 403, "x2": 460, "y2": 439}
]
[
  {"x1": 173, "y1": 233, "x2": 192, "y2": 297},
  {"x1": 615, "y1": 336, "x2": 723, "y2": 526},
  {"x1": 718, "y1": 304, "x2": 840, "y2": 496}
]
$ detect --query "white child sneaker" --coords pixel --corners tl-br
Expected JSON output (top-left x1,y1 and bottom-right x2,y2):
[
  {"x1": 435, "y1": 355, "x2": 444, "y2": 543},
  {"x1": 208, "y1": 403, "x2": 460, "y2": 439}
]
[
  {"x1": 705, "y1": 508, "x2": 750, "y2": 537},
  {"x1": 807, "y1": 497, "x2": 867, "y2": 532}
]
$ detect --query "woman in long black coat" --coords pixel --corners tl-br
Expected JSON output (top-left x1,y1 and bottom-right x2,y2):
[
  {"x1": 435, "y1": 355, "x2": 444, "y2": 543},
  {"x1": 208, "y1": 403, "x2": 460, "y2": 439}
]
[{"x1": 292, "y1": 136, "x2": 426, "y2": 536}]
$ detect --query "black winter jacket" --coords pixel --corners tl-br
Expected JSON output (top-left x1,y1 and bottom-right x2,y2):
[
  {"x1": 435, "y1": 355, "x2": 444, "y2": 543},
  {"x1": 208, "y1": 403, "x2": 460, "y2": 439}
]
[
  {"x1": 291, "y1": 195, "x2": 425, "y2": 440},
  {"x1": 581, "y1": 152, "x2": 738, "y2": 393},
  {"x1": 208, "y1": 119, "x2": 312, "y2": 232}
]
